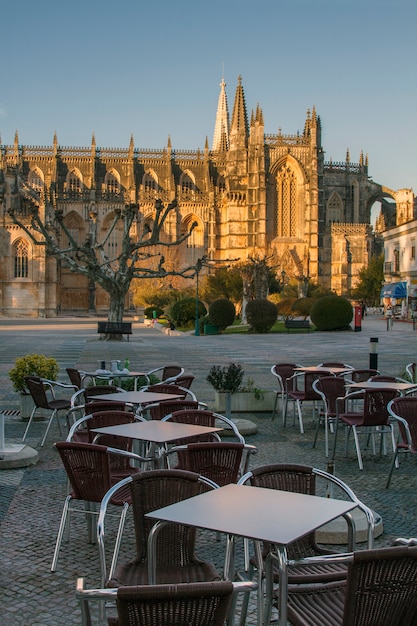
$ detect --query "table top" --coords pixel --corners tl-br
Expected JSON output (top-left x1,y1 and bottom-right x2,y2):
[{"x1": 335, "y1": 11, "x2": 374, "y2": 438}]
[
  {"x1": 347, "y1": 381, "x2": 417, "y2": 391},
  {"x1": 91, "y1": 419, "x2": 222, "y2": 443},
  {"x1": 295, "y1": 366, "x2": 351, "y2": 374},
  {"x1": 92, "y1": 391, "x2": 183, "y2": 404},
  {"x1": 83, "y1": 370, "x2": 146, "y2": 378},
  {"x1": 146, "y1": 483, "x2": 357, "y2": 545}
]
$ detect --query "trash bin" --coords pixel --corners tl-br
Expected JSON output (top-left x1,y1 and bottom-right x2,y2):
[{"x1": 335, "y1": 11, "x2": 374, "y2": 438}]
[{"x1": 204, "y1": 323, "x2": 219, "y2": 335}]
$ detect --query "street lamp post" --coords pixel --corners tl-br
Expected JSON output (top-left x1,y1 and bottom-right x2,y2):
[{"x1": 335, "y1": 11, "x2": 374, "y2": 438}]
[{"x1": 194, "y1": 257, "x2": 205, "y2": 337}]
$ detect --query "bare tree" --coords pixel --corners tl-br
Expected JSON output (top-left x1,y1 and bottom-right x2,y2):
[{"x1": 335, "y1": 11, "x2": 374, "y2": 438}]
[{"x1": 8, "y1": 175, "x2": 197, "y2": 331}]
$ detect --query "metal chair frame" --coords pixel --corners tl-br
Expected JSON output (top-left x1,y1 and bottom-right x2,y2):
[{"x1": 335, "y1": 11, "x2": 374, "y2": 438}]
[{"x1": 386, "y1": 397, "x2": 417, "y2": 488}]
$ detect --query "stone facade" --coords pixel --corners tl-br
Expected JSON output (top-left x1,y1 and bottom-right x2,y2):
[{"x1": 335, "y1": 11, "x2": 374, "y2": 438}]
[{"x1": 0, "y1": 76, "x2": 409, "y2": 317}]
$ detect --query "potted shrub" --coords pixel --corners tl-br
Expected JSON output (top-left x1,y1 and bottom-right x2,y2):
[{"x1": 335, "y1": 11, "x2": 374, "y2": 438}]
[
  {"x1": 207, "y1": 363, "x2": 275, "y2": 416},
  {"x1": 9, "y1": 354, "x2": 60, "y2": 419}
]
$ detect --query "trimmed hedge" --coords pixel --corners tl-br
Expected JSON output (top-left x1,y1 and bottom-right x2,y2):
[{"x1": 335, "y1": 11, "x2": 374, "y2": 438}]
[
  {"x1": 208, "y1": 299, "x2": 236, "y2": 330},
  {"x1": 169, "y1": 297, "x2": 207, "y2": 327},
  {"x1": 310, "y1": 296, "x2": 353, "y2": 331},
  {"x1": 246, "y1": 298, "x2": 278, "y2": 333}
]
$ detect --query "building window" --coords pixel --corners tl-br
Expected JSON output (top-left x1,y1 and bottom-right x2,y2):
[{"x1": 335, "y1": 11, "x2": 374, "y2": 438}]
[
  {"x1": 411, "y1": 244, "x2": 416, "y2": 260},
  {"x1": 105, "y1": 172, "x2": 120, "y2": 195},
  {"x1": 394, "y1": 248, "x2": 400, "y2": 272},
  {"x1": 13, "y1": 239, "x2": 29, "y2": 278},
  {"x1": 276, "y1": 164, "x2": 297, "y2": 237}
]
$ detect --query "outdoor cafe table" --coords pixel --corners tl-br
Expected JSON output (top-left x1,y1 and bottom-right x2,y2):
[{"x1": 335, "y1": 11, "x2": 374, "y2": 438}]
[
  {"x1": 92, "y1": 390, "x2": 183, "y2": 407},
  {"x1": 82, "y1": 370, "x2": 148, "y2": 390},
  {"x1": 295, "y1": 365, "x2": 351, "y2": 375},
  {"x1": 91, "y1": 420, "x2": 222, "y2": 465},
  {"x1": 347, "y1": 381, "x2": 417, "y2": 394},
  {"x1": 146, "y1": 483, "x2": 357, "y2": 626}
]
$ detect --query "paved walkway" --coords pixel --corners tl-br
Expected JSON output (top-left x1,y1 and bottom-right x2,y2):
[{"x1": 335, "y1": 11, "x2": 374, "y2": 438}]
[{"x1": 0, "y1": 314, "x2": 416, "y2": 624}]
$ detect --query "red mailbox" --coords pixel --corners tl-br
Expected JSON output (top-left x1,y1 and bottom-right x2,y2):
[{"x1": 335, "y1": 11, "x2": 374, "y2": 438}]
[{"x1": 354, "y1": 305, "x2": 362, "y2": 332}]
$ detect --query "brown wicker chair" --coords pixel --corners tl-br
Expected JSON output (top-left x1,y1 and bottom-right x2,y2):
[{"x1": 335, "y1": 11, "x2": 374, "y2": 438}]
[
  {"x1": 237, "y1": 463, "x2": 374, "y2": 626},
  {"x1": 333, "y1": 387, "x2": 400, "y2": 470},
  {"x1": 173, "y1": 374, "x2": 195, "y2": 389},
  {"x1": 145, "y1": 365, "x2": 185, "y2": 383},
  {"x1": 270, "y1": 363, "x2": 301, "y2": 421},
  {"x1": 283, "y1": 370, "x2": 334, "y2": 433},
  {"x1": 144, "y1": 399, "x2": 200, "y2": 421},
  {"x1": 22, "y1": 375, "x2": 75, "y2": 447},
  {"x1": 141, "y1": 383, "x2": 197, "y2": 402},
  {"x1": 169, "y1": 441, "x2": 257, "y2": 484},
  {"x1": 162, "y1": 409, "x2": 245, "y2": 444},
  {"x1": 51, "y1": 441, "x2": 147, "y2": 573},
  {"x1": 76, "y1": 578, "x2": 256, "y2": 626},
  {"x1": 347, "y1": 368, "x2": 379, "y2": 383},
  {"x1": 386, "y1": 397, "x2": 417, "y2": 487},
  {"x1": 68, "y1": 401, "x2": 130, "y2": 442},
  {"x1": 286, "y1": 545, "x2": 417, "y2": 626},
  {"x1": 98, "y1": 469, "x2": 221, "y2": 588},
  {"x1": 312, "y1": 376, "x2": 346, "y2": 457}
]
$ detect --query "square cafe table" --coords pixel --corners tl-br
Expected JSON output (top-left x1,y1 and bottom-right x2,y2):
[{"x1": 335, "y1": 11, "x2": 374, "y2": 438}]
[
  {"x1": 146, "y1": 483, "x2": 357, "y2": 626},
  {"x1": 91, "y1": 420, "x2": 222, "y2": 466},
  {"x1": 347, "y1": 380, "x2": 417, "y2": 394},
  {"x1": 91, "y1": 390, "x2": 184, "y2": 404}
]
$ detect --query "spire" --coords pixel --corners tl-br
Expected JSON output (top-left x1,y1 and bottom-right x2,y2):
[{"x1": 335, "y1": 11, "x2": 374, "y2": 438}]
[
  {"x1": 212, "y1": 77, "x2": 230, "y2": 151},
  {"x1": 230, "y1": 75, "x2": 248, "y2": 137}
]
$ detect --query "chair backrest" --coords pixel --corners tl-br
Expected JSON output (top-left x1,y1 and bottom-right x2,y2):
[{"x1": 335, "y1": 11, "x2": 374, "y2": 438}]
[
  {"x1": 303, "y1": 371, "x2": 333, "y2": 400},
  {"x1": 342, "y1": 545, "x2": 417, "y2": 626},
  {"x1": 242, "y1": 463, "x2": 318, "y2": 559},
  {"x1": 24, "y1": 376, "x2": 50, "y2": 409},
  {"x1": 388, "y1": 397, "x2": 417, "y2": 453},
  {"x1": 86, "y1": 410, "x2": 139, "y2": 473},
  {"x1": 318, "y1": 362, "x2": 354, "y2": 369},
  {"x1": 314, "y1": 376, "x2": 346, "y2": 415},
  {"x1": 369, "y1": 375, "x2": 398, "y2": 382},
  {"x1": 129, "y1": 469, "x2": 209, "y2": 566},
  {"x1": 174, "y1": 375, "x2": 195, "y2": 389},
  {"x1": 115, "y1": 580, "x2": 233, "y2": 626},
  {"x1": 55, "y1": 441, "x2": 113, "y2": 502},
  {"x1": 175, "y1": 442, "x2": 245, "y2": 486},
  {"x1": 66, "y1": 368, "x2": 83, "y2": 390},
  {"x1": 271, "y1": 364, "x2": 300, "y2": 392},
  {"x1": 349, "y1": 369, "x2": 379, "y2": 383},
  {"x1": 406, "y1": 363, "x2": 417, "y2": 383},
  {"x1": 362, "y1": 388, "x2": 399, "y2": 426},
  {"x1": 144, "y1": 383, "x2": 196, "y2": 401},
  {"x1": 84, "y1": 400, "x2": 127, "y2": 415},
  {"x1": 160, "y1": 366, "x2": 185, "y2": 382},
  {"x1": 163, "y1": 409, "x2": 245, "y2": 444},
  {"x1": 147, "y1": 400, "x2": 199, "y2": 421},
  {"x1": 84, "y1": 385, "x2": 120, "y2": 400}
]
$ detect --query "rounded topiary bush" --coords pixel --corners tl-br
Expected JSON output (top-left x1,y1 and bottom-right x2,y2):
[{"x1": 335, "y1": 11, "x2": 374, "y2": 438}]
[
  {"x1": 169, "y1": 297, "x2": 207, "y2": 328},
  {"x1": 292, "y1": 297, "x2": 314, "y2": 319},
  {"x1": 310, "y1": 296, "x2": 353, "y2": 331},
  {"x1": 144, "y1": 306, "x2": 164, "y2": 319},
  {"x1": 246, "y1": 298, "x2": 278, "y2": 333},
  {"x1": 208, "y1": 298, "x2": 236, "y2": 330},
  {"x1": 276, "y1": 297, "x2": 297, "y2": 318}
]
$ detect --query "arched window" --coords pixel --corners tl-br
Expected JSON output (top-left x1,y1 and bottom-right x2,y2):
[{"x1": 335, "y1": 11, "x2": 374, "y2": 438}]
[
  {"x1": 180, "y1": 215, "x2": 204, "y2": 264},
  {"x1": 13, "y1": 239, "x2": 29, "y2": 278},
  {"x1": 276, "y1": 163, "x2": 297, "y2": 237},
  {"x1": 143, "y1": 171, "x2": 158, "y2": 192},
  {"x1": 104, "y1": 171, "x2": 120, "y2": 195},
  {"x1": 67, "y1": 170, "x2": 83, "y2": 195},
  {"x1": 63, "y1": 214, "x2": 84, "y2": 247},
  {"x1": 327, "y1": 192, "x2": 343, "y2": 224},
  {"x1": 28, "y1": 169, "x2": 44, "y2": 194},
  {"x1": 180, "y1": 172, "x2": 195, "y2": 196}
]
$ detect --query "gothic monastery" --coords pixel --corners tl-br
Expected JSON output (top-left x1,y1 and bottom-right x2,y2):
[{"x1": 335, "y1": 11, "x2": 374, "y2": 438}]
[{"x1": 0, "y1": 76, "x2": 414, "y2": 317}]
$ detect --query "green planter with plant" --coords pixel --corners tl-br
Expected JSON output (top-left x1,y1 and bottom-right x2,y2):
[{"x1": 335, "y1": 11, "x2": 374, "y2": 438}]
[
  {"x1": 207, "y1": 363, "x2": 274, "y2": 416},
  {"x1": 9, "y1": 354, "x2": 60, "y2": 418}
]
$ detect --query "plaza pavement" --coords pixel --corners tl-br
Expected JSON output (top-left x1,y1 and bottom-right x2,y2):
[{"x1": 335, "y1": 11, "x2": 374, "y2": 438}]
[{"x1": 0, "y1": 313, "x2": 416, "y2": 624}]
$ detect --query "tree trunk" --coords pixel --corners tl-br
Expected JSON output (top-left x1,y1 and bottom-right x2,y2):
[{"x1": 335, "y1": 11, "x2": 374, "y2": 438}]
[{"x1": 104, "y1": 289, "x2": 127, "y2": 340}]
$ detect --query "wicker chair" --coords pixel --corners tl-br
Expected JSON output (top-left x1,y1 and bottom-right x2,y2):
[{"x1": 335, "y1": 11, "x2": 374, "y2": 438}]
[
  {"x1": 286, "y1": 545, "x2": 417, "y2": 626},
  {"x1": 386, "y1": 397, "x2": 417, "y2": 487},
  {"x1": 346, "y1": 368, "x2": 379, "y2": 383},
  {"x1": 283, "y1": 370, "x2": 334, "y2": 433},
  {"x1": 317, "y1": 361, "x2": 354, "y2": 369},
  {"x1": 22, "y1": 375, "x2": 75, "y2": 447},
  {"x1": 167, "y1": 441, "x2": 257, "y2": 484},
  {"x1": 237, "y1": 463, "x2": 374, "y2": 626},
  {"x1": 98, "y1": 469, "x2": 221, "y2": 587},
  {"x1": 173, "y1": 374, "x2": 195, "y2": 389},
  {"x1": 145, "y1": 365, "x2": 185, "y2": 383},
  {"x1": 406, "y1": 362, "x2": 417, "y2": 383},
  {"x1": 270, "y1": 363, "x2": 301, "y2": 421},
  {"x1": 162, "y1": 409, "x2": 245, "y2": 445},
  {"x1": 67, "y1": 400, "x2": 130, "y2": 442},
  {"x1": 333, "y1": 387, "x2": 400, "y2": 470},
  {"x1": 76, "y1": 578, "x2": 256, "y2": 626},
  {"x1": 143, "y1": 399, "x2": 200, "y2": 421},
  {"x1": 140, "y1": 383, "x2": 197, "y2": 402},
  {"x1": 312, "y1": 376, "x2": 346, "y2": 457},
  {"x1": 51, "y1": 441, "x2": 148, "y2": 573}
]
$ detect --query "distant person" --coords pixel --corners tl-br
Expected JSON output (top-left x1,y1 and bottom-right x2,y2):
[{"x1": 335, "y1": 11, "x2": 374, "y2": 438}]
[{"x1": 361, "y1": 302, "x2": 366, "y2": 318}]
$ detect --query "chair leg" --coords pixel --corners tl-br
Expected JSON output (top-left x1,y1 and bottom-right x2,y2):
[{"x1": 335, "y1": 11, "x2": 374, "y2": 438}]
[
  {"x1": 21, "y1": 406, "x2": 37, "y2": 442},
  {"x1": 386, "y1": 448, "x2": 399, "y2": 488},
  {"x1": 41, "y1": 409, "x2": 58, "y2": 447},
  {"x1": 312, "y1": 412, "x2": 322, "y2": 449},
  {"x1": 271, "y1": 393, "x2": 279, "y2": 421},
  {"x1": 108, "y1": 502, "x2": 130, "y2": 581},
  {"x1": 296, "y1": 401, "x2": 304, "y2": 433},
  {"x1": 51, "y1": 495, "x2": 72, "y2": 572},
  {"x1": 351, "y1": 426, "x2": 364, "y2": 470}
]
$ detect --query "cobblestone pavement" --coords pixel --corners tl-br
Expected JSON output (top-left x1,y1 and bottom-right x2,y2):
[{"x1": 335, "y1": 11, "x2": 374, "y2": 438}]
[{"x1": 0, "y1": 314, "x2": 416, "y2": 625}]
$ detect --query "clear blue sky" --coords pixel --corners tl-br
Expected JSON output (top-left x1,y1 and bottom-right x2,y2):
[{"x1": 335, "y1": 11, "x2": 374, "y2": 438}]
[{"x1": 2, "y1": 0, "x2": 416, "y2": 192}]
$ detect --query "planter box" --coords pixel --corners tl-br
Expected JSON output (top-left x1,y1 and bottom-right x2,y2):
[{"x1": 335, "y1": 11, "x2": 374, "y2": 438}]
[
  {"x1": 204, "y1": 324, "x2": 219, "y2": 335},
  {"x1": 214, "y1": 390, "x2": 275, "y2": 413}
]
